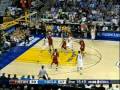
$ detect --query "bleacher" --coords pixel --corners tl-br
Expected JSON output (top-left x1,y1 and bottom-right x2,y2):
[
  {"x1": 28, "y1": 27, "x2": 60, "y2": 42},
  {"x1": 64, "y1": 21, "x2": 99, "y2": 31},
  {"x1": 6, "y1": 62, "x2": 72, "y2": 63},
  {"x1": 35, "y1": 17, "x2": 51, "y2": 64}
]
[{"x1": 0, "y1": 0, "x2": 12, "y2": 16}]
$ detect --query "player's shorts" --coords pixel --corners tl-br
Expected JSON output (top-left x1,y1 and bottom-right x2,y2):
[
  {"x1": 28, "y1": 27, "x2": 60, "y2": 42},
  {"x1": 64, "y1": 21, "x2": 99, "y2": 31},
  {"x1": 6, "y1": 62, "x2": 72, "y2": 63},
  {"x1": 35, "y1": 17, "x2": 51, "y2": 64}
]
[
  {"x1": 62, "y1": 45, "x2": 67, "y2": 49},
  {"x1": 52, "y1": 59, "x2": 58, "y2": 65},
  {"x1": 77, "y1": 62, "x2": 83, "y2": 68},
  {"x1": 80, "y1": 48, "x2": 85, "y2": 52},
  {"x1": 52, "y1": 61, "x2": 58, "y2": 65}
]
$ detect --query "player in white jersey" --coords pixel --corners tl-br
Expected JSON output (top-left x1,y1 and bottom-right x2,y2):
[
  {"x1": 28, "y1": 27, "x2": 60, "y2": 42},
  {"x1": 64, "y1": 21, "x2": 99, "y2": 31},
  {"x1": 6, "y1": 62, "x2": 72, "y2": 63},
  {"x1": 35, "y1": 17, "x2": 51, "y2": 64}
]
[
  {"x1": 76, "y1": 51, "x2": 83, "y2": 74},
  {"x1": 91, "y1": 25, "x2": 96, "y2": 40},
  {"x1": 67, "y1": 36, "x2": 73, "y2": 49},
  {"x1": 66, "y1": 36, "x2": 76, "y2": 61},
  {"x1": 42, "y1": 38, "x2": 48, "y2": 49}
]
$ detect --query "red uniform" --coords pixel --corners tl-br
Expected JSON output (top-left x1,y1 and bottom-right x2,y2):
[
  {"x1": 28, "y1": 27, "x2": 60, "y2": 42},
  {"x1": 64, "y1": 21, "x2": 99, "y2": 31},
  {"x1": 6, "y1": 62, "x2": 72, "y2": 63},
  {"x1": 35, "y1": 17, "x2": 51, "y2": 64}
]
[
  {"x1": 52, "y1": 52, "x2": 59, "y2": 65},
  {"x1": 47, "y1": 35, "x2": 53, "y2": 46},
  {"x1": 80, "y1": 40, "x2": 85, "y2": 52},
  {"x1": 62, "y1": 40, "x2": 67, "y2": 49}
]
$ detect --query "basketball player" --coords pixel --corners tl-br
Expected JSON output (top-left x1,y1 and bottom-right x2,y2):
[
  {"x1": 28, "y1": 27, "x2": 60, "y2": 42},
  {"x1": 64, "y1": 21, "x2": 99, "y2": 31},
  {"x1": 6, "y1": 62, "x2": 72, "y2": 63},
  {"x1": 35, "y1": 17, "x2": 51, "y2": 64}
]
[
  {"x1": 67, "y1": 36, "x2": 73, "y2": 50},
  {"x1": 79, "y1": 39, "x2": 85, "y2": 56},
  {"x1": 42, "y1": 38, "x2": 48, "y2": 49},
  {"x1": 67, "y1": 36, "x2": 76, "y2": 61},
  {"x1": 76, "y1": 51, "x2": 83, "y2": 74},
  {"x1": 61, "y1": 38, "x2": 67, "y2": 52},
  {"x1": 47, "y1": 32, "x2": 54, "y2": 53},
  {"x1": 91, "y1": 25, "x2": 96, "y2": 40},
  {"x1": 51, "y1": 49, "x2": 59, "y2": 70}
]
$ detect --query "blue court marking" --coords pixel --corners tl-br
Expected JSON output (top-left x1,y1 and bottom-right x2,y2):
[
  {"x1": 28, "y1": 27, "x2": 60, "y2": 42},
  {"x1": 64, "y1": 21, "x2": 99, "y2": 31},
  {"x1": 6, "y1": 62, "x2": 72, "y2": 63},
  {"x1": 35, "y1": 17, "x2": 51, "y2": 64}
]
[{"x1": 0, "y1": 35, "x2": 44, "y2": 70}]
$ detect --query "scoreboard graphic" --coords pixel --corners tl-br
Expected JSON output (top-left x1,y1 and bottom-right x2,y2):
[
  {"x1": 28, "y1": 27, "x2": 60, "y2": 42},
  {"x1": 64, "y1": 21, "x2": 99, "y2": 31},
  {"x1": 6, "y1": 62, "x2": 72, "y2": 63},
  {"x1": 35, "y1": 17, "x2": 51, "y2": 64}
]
[{"x1": 9, "y1": 79, "x2": 120, "y2": 85}]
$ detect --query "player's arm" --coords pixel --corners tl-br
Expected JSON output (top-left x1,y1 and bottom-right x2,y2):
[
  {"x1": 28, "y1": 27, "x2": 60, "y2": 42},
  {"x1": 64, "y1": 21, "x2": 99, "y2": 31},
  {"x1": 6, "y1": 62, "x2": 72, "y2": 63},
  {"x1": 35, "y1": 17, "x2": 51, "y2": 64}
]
[
  {"x1": 45, "y1": 70, "x2": 48, "y2": 78},
  {"x1": 38, "y1": 70, "x2": 41, "y2": 78}
]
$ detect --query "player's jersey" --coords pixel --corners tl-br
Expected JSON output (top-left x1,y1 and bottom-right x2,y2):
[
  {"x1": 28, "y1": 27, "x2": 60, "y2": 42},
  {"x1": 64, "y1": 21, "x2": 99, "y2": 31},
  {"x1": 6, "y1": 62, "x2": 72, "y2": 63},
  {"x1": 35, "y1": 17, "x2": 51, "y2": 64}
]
[
  {"x1": 67, "y1": 41, "x2": 73, "y2": 49},
  {"x1": 53, "y1": 52, "x2": 59, "y2": 61},
  {"x1": 62, "y1": 40, "x2": 67, "y2": 49},
  {"x1": 68, "y1": 36, "x2": 72, "y2": 41},
  {"x1": 47, "y1": 35, "x2": 53, "y2": 45},
  {"x1": 77, "y1": 53, "x2": 83, "y2": 67},
  {"x1": 91, "y1": 29, "x2": 96, "y2": 39},
  {"x1": 80, "y1": 40, "x2": 85, "y2": 51}
]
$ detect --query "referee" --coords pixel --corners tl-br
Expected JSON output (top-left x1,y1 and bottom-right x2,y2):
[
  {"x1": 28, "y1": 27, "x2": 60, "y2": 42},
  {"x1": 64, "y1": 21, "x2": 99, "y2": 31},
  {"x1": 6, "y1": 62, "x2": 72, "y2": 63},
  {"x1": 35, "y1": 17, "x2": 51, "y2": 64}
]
[{"x1": 38, "y1": 65, "x2": 48, "y2": 80}]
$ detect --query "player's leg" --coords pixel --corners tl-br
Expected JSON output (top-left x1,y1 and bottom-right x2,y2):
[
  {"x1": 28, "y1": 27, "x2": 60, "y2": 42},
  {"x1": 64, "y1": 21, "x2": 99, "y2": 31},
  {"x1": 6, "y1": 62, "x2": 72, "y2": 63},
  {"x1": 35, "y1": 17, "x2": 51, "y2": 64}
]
[
  {"x1": 43, "y1": 38, "x2": 46, "y2": 45},
  {"x1": 52, "y1": 44, "x2": 54, "y2": 50},
  {"x1": 71, "y1": 49, "x2": 76, "y2": 57},
  {"x1": 51, "y1": 61, "x2": 54, "y2": 68},
  {"x1": 80, "y1": 60, "x2": 83, "y2": 75},
  {"x1": 80, "y1": 67, "x2": 83, "y2": 75},
  {"x1": 62, "y1": 47, "x2": 67, "y2": 53},
  {"x1": 49, "y1": 45, "x2": 52, "y2": 54},
  {"x1": 77, "y1": 66, "x2": 80, "y2": 72},
  {"x1": 55, "y1": 62, "x2": 58, "y2": 71}
]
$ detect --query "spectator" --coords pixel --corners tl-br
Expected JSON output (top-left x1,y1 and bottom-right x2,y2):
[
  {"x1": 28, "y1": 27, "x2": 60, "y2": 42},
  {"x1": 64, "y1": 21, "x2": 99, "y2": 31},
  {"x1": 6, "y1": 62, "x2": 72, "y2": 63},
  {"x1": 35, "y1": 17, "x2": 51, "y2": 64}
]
[
  {"x1": 102, "y1": 24, "x2": 108, "y2": 31},
  {"x1": 24, "y1": 85, "x2": 28, "y2": 90},
  {"x1": 0, "y1": 50, "x2": 1, "y2": 55},
  {"x1": 85, "y1": 84, "x2": 91, "y2": 89},
  {"x1": 27, "y1": 75, "x2": 31, "y2": 80},
  {"x1": 98, "y1": 84, "x2": 105, "y2": 90},
  {"x1": 31, "y1": 75, "x2": 35, "y2": 79},
  {"x1": 0, "y1": 73, "x2": 7, "y2": 80},
  {"x1": 91, "y1": 84, "x2": 98, "y2": 90},
  {"x1": 16, "y1": 85, "x2": 21, "y2": 90},
  {"x1": 114, "y1": 85, "x2": 120, "y2": 90},
  {"x1": 106, "y1": 84, "x2": 114, "y2": 90},
  {"x1": 12, "y1": 74, "x2": 18, "y2": 80},
  {"x1": 7, "y1": 74, "x2": 11, "y2": 80},
  {"x1": 30, "y1": 87, "x2": 34, "y2": 90},
  {"x1": 0, "y1": 73, "x2": 7, "y2": 86},
  {"x1": 3, "y1": 40, "x2": 11, "y2": 50},
  {"x1": 21, "y1": 75, "x2": 26, "y2": 80},
  {"x1": 24, "y1": 32, "x2": 30, "y2": 45}
]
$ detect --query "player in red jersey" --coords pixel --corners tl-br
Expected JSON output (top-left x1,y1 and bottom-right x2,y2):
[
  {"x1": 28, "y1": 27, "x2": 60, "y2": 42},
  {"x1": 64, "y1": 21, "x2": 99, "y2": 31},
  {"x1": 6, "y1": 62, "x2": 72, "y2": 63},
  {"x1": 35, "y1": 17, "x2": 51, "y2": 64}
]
[
  {"x1": 51, "y1": 49, "x2": 59, "y2": 70},
  {"x1": 47, "y1": 32, "x2": 54, "y2": 53},
  {"x1": 61, "y1": 38, "x2": 67, "y2": 52},
  {"x1": 79, "y1": 39, "x2": 85, "y2": 56}
]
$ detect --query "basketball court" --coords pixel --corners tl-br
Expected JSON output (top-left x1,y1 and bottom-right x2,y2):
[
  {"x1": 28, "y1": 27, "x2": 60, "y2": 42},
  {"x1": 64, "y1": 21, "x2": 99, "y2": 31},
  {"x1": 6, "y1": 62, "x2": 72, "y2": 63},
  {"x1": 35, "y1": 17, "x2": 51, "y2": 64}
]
[{"x1": 0, "y1": 37, "x2": 119, "y2": 79}]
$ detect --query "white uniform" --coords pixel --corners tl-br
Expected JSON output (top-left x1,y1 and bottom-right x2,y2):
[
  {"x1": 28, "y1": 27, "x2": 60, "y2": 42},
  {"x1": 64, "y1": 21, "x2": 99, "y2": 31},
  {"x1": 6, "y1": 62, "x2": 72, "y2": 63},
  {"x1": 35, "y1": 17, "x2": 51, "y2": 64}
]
[
  {"x1": 67, "y1": 37, "x2": 73, "y2": 49},
  {"x1": 67, "y1": 41, "x2": 73, "y2": 49},
  {"x1": 68, "y1": 36, "x2": 72, "y2": 41},
  {"x1": 43, "y1": 38, "x2": 48, "y2": 49},
  {"x1": 77, "y1": 53, "x2": 83, "y2": 69},
  {"x1": 91, "y1": 29, "x2": 95, "y2": 40}
]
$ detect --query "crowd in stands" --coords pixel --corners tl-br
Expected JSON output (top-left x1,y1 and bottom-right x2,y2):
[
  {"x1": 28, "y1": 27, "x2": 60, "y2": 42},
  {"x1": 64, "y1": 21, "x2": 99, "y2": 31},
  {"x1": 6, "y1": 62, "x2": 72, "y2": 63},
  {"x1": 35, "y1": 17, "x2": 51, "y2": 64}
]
[
  {"x1": 0, "y1": 24, "x2": 33, "y2": 55},
  {"x1": 3, "y1": 0, "x2": 120, "y2": 32},
  {"x1": 40, "y1": 0, "x2": 119, "y2": 31}
]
